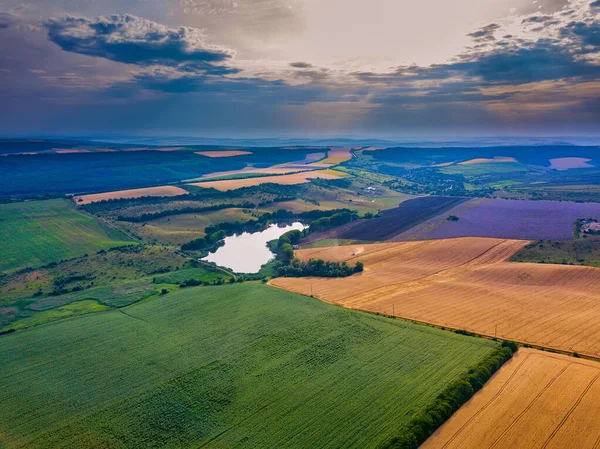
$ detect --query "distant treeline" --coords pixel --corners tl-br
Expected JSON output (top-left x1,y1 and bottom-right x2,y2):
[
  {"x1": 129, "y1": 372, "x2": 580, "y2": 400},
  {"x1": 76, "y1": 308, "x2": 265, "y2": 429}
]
[
  {"x1": 384, "y1": 341, "x2": 518, "y2": 449},
  {"x1": 117, "y1": 203, "x2": 256, "y2": 223}
]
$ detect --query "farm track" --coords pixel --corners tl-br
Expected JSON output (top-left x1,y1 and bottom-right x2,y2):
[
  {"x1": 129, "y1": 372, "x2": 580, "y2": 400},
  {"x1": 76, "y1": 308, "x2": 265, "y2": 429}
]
[
  {"x1": 270, "y1": 237, "x2": 600, "y2": 358},
  {"x1": 422, "y1": 349, "x2": 600, "y2": 449}
]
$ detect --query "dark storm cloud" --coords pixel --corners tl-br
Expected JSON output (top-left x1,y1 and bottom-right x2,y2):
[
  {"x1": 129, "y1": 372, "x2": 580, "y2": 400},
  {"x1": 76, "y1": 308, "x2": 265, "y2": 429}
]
[
  {"x1": 467, "y1": 23, "x2": 500, "y2": 42},
  {"x1": 290, "y1": 62, "x2": 313, "y2": 68},
  {"x1": 357, "y1": 26, "x2": 599, "y2": 89},
  {"x1": 561, "y1": 21, "x2": 600, "y2": 47},
  {"x1": 45, "y1": 14, "x2": 233, "y2": 69}
]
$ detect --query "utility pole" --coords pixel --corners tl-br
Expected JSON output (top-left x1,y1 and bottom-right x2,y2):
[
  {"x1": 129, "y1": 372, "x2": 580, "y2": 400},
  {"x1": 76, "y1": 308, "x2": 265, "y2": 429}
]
[
  {"x1": 392, "y1": 304, "x2": 395, "y2": 316},
  {"x1": 311, "y1": 285, "x2": 313, "y2": 297},
  {"x1": 495, "y1": 325, "x2": 497, "y2": 340}
]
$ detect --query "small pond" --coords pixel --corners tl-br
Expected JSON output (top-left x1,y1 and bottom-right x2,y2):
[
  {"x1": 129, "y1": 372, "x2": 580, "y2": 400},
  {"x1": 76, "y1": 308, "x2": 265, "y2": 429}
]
[{"x1": 202, "y1": 222, "x2": 307, "y2": 273}]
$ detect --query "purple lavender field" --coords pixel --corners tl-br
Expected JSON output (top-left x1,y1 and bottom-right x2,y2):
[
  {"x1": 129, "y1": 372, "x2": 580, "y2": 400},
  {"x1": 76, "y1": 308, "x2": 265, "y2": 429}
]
[{"x1": 393, "y1": 198, "x2": 600, "y2": 241}]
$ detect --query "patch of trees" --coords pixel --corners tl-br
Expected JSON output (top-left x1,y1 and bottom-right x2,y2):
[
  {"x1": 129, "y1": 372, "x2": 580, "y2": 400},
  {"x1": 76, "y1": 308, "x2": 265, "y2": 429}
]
[
  {"x1": 277, "y1": 258, "x2": 364, "y2": 277},
  {"x1": 181, "y1": 230, "x2": 226, "y2": 251},
  {"x1": 309, "y1": 211, "x2": 356, "y2": 232},
  {"x1": 311, "y1": 177, "x2": 353, "y2": 189},
  {"x1": 180, "y1": 208, "x2": 355, "y2": 253},
  {"x1": 383, "y1": 341, "x2": 517, "y2": 449}
]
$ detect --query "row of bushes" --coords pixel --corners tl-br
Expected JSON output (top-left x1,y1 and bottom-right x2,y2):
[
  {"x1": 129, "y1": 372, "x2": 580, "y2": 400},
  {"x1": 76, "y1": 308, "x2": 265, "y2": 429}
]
[
  {"x1": 276, "y1": 258, "x2": 364, "y2": 277},
  {"x1": 383, "y1": 341, "x2": 518, "y2": 449}
]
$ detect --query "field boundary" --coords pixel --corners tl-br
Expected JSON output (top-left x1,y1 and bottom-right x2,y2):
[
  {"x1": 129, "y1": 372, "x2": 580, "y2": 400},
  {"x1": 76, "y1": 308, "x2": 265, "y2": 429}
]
[{"x1": 266, "y1": 282, "x2": 600, "y2": 362}]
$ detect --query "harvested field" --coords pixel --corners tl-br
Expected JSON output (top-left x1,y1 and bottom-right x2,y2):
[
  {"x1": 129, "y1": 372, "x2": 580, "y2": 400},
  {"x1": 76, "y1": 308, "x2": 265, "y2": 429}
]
[
  {"x1": 74, "y1": 186, "x2": 189, "y2": 205},
  {"x1": 301, "y1": 196, "x2": 467, "y2": 244},
  {"x1": 549, "y1": 157, "x2": 594, "y2": 170},
  {"x1": 394, "y1": 198, "x2": 600, "y2": 241},
  {"x1": 459, "y1": 156, "x2": 517, "y2": 165},
  {"x1": 422, "y1": 348, "x2": 600, "y2": 449},
  {"x1": 189, "y1": 170, "x2": 340, "y2": 191},
  {"x1": 321, "y1": 147, "x2": 357, "y2": 164},
  {"x1": 195, "y1": 150, "x2": 252, "y2": 158},
  {"x1": 192, "y1": 166, "x2": 316, "y2": 181},
  {"x1": 271, "y1": 237, "x2": 600, "y2": 357}
]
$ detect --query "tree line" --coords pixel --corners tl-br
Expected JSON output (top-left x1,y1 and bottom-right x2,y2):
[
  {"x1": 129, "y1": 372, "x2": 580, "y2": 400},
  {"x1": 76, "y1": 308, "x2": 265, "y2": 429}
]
[{"x1": 383, "y1": 341, "x2": 518, "y2": 449}]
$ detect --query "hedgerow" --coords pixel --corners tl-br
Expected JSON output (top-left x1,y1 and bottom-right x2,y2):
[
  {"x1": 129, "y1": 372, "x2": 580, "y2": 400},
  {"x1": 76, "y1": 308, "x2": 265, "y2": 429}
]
[{"x1": 383, "y1": 341, "x2": 518, "y2": 449}]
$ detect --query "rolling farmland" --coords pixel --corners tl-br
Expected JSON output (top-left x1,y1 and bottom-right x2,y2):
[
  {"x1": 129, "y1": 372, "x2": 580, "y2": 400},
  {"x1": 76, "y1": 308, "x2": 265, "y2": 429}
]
[
  {"x1": 394, "y1": 198, "x2": 600, "y2": 241},
  {"x1": 0, "y1": 283, "x2": 497, "y2": 449},
  {"x1": 271, "y1": 237, "x2": 600, "y2": 357},
  {"x1": 422, "y1": 348, "x2": 600, "y2": 449},
  {"x1": 0, "y1": 199, "x2": 134, "y2": 273}
]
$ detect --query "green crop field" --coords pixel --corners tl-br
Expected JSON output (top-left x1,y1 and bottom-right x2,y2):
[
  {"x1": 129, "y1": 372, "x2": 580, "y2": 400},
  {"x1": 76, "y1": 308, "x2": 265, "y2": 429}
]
[
  {"x1": 0, "y1": 283, "x2": 497, "y2": 449},
  {"x1": 0, "y1": 199, "x2": 134, "y2": 273}
]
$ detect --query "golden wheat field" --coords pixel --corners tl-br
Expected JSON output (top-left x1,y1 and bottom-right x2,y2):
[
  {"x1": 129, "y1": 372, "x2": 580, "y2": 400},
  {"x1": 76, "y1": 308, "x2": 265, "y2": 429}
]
[
  {"x1": 194, "y1": 150, "x2": 252, "y2": 157},
  {"x1": 422, "y1": 348, "x2": 600, "y2": 449},
  {"x1": 189, "y1": 170, "x2": 340, "y2": 191},
  {"x1": 320, "y1": 147, "x2": 357, "y2": 164},
  {"x1": 270, "y1": 237, "x2": 600, "y2": 357},
  {"x1": 74, "y1": 185, "x2": 189, "y2": 204}
]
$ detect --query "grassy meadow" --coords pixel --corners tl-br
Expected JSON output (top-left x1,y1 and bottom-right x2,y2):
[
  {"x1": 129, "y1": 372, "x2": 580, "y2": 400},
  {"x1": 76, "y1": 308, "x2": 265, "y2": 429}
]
[
  {"x1": 0, "y1": 244, "x2": 234, "y2": 331},
  {"x1": 0, "y1": 199, "x2": 134, "y2": 273},
  {"x1": 0, "y1": 283, "x2": 497, "y2": 449}
]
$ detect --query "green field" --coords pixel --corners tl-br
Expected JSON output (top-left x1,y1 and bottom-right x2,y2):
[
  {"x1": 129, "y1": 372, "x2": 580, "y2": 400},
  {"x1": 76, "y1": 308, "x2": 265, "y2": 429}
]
[
  {"x1": 0, "y1": 244, "x2": 236, "y2": 331},
  {"x1": 0, "y1": 199, "x2": 134, "y2": 273},
  {"x1": 510, "y1": 238, "x2": 600, "y2": 267},
  {"x1": 125, "y1": 208, "x2": 259, "y2": 244},
  {"x1": 0, "y1": 283, "x2": 497, "y2": 449}
]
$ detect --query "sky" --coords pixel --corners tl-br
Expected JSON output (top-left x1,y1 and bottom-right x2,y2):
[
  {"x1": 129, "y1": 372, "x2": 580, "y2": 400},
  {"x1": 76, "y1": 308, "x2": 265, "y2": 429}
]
[{"x1": 0, "y1": 0, "x2": 598, "y2": 138}]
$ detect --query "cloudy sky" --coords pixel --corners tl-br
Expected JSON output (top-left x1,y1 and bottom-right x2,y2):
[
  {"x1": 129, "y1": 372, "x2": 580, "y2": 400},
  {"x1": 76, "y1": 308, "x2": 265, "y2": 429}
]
[{"x1": 0, "y1": 0, "x2": 598, "y2": 137}]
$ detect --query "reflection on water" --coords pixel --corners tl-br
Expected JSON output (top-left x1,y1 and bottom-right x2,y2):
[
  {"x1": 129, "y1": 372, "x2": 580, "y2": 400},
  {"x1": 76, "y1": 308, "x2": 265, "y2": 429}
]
[{"x1": 202, "y1": 222, "x2": 306, "y2": 273}]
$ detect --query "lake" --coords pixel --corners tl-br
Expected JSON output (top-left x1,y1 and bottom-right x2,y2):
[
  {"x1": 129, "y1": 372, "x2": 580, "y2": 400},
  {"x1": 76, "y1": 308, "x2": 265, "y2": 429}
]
[{"x1": 202, "y1": 222, "x2": 307, "y2": 273}]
